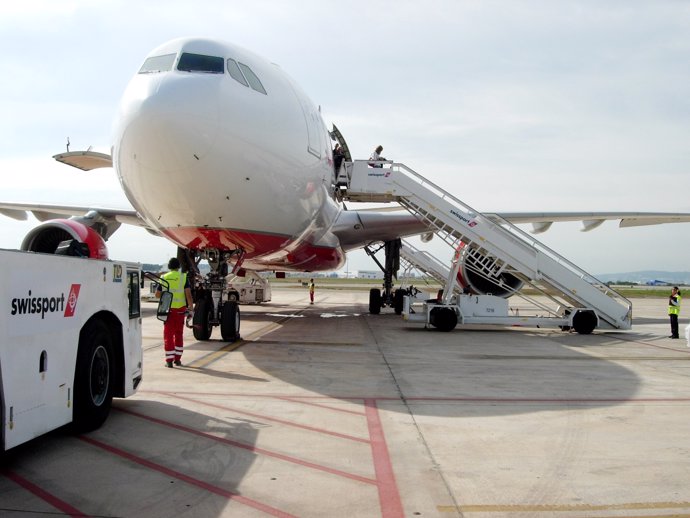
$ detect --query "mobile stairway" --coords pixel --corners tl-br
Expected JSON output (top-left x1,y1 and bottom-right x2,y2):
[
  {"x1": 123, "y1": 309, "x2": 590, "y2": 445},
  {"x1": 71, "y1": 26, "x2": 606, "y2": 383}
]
[
  {"x1": 399, "y1": 239, "x2": 458, "y2": 294},
  {"x1": 340, "y1": 160, "x2": 632, "y2": 333}
]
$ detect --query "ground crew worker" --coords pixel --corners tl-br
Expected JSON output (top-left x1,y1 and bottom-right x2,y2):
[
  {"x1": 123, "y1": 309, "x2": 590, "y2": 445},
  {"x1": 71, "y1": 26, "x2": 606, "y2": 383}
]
[
  {"x1": 156, "y1": 257, "x2": 194, "y2": 367},
  {"x1": 309, "y1": 278, "x2": 315, "y2": 304},
  {"x1": 668, "y1": 286, "x2": 682, "y2": 339}
]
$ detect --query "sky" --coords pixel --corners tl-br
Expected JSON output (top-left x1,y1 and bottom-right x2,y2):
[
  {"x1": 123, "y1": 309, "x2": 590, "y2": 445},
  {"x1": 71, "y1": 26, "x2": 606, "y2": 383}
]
[{"x1": 1, "y1": 0, "x2": 689, "y2": 275}]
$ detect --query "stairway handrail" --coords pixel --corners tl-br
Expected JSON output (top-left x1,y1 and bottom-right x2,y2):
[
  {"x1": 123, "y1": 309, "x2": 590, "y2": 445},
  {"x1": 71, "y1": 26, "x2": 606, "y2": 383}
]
[{"x1": 365, "y1": 160, "x2": 631, "y2": 315}]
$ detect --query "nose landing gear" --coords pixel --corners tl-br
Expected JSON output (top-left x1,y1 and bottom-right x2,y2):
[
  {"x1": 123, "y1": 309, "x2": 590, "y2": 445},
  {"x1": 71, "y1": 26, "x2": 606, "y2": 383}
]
[{"x1": 178, "y1": 246, "x2": 243, "y2": 342}]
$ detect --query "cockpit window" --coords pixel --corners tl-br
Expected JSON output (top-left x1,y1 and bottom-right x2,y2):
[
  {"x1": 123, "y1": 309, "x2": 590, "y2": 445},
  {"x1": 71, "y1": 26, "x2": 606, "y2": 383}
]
[
  {"x1": 227, "y1": 58, "x2": 249, "y2": 87},
  {"x1": 238, "y1": 63, "x2": 267, "y2": 95},
  {"x1": 138, "y1": 53, "x2": 176, "y2": 74},
  {"x1": 177, "y1": 53, "x2": 224, "y2": 73}
]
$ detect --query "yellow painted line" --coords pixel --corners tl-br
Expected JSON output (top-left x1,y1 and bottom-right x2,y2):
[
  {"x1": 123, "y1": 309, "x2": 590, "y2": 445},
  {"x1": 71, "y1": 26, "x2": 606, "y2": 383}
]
[
  {"x1": 183, "y1": 301, "x2": 363, "y2": 368},
  {"x1": 185, "y1": 308, "x2": 309, "y2": 369},
  {"x1": 243, "y1": 322, "x2": 283, "y2": 341},
  {"x1": 185, "y1": 340, "x2": 246, "y2": 369},
  {"x1": 438, "y1": 501, "x2": 690, "y2": 513},
  {"x1": 578, "y1": 515, "x2": 690, "y2": 518},
  {"x1": 253, "y1": 339, "x2": 362, "y2": 347}
]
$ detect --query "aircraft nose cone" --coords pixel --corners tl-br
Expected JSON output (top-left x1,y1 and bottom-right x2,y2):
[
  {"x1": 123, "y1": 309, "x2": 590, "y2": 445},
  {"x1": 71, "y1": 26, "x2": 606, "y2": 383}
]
[{"x1": 117, "y1": 74, "x2": 222, "y2": 174}]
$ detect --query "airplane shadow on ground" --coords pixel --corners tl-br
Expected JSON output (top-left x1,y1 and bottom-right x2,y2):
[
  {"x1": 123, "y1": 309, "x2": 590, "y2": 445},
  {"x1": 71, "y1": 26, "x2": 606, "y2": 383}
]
[
  {"x1": 237, "y1": 309, "x2": 311, "y2": 323},
  {"x1": 173, "y1": 364, "x2": 269, "y2": 383},
  {"x1": 0, "y1": 400, "x2": 258, "y2": 517},
  {"x1": 233, "y1": 303, "x2": 657, "y2": 419},
  {"x1": 141, "y1": 305, "x2": 159, "y2": 318},
  {"x1": 632, "y1": 316, "x2": 671, "y2": 325}
]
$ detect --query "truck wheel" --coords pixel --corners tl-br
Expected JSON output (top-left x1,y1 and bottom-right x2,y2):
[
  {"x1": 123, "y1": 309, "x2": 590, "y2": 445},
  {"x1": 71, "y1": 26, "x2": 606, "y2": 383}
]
[
  {"x1": 73, "y1": 319, "x2": 114, "y2": 432},
  {"x1": 220, "y1": 301, "x2": 240, "y2": 341},
  {"x1": 193, "y1": 297, "x2": 213, "y2": 340},
  {"x1": 430, "y1": 307, "x2": 458, "y2": 332},
  {"x1": 369, "y1": 288, "x2": 382, "y2": 314}
]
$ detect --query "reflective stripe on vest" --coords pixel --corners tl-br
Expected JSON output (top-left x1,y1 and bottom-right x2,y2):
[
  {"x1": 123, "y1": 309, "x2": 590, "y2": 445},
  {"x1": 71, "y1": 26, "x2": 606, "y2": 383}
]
[
  {"x1": 669, "y1": 294, "x2": 682, "y2": 315},
  {"x1": 162, "y1": 271, "x2": 187, "y2": 308}
]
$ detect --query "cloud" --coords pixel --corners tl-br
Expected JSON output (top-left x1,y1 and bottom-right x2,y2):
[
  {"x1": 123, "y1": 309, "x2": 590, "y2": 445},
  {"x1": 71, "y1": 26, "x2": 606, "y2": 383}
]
[{"x1": 0, "y1": 0, "x2": 689, "y2": 273}]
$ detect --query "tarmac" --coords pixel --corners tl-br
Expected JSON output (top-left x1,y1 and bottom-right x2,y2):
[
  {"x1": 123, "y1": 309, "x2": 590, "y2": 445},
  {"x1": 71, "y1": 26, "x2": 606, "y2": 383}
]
[{"x1": 2, "y1": 287, "x2": 690, "y2": 518}]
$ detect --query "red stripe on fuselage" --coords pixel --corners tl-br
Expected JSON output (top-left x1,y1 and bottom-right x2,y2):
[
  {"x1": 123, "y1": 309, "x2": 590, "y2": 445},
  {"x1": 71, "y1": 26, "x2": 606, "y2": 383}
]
[{"x1": 161, "y1": 227, "x2": 345, "y2": 271}]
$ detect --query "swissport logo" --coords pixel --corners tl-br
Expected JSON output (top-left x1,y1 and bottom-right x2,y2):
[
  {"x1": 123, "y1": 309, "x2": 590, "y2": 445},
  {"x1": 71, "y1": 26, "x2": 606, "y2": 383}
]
[
  {"x1": 10, "y1": 284, "x2": 81, "y2": 319},
  {"x1": 65, "y1": 284, "x2": 81, "y2": 317},
  {"x1": 450, "y1": 209, "x2": 478, "y2": 228}
]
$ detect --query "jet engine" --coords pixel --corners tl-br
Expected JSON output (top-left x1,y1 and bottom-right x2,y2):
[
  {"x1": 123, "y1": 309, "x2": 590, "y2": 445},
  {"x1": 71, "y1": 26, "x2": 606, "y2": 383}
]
[
  {"x1": 457, "y1": 246, "x2": 523, "y2": 298},
  {"x1": 21, "y1": 219, "x2": 109, "y2": 259}
]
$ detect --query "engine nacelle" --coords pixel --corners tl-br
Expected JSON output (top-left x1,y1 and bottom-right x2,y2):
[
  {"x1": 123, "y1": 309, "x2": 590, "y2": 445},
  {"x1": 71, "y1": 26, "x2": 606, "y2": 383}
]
[
  {"x1": 458, "y1": 247, "x2": 523, "y2": 298},
  {"x1": 21, "y1": 219, "x2": 109, "y2": 259}
]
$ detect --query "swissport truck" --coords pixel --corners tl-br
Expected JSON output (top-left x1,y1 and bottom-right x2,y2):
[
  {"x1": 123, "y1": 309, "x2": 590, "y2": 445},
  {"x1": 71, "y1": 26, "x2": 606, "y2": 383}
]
[{"x1": 1, "y1": 249, "x2": 143, "y2": 451}]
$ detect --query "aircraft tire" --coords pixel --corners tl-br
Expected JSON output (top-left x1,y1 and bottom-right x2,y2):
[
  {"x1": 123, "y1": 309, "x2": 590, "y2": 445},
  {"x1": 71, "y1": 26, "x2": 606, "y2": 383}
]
[
  {"x1": 193, "y1": 297, "x2": 213, "y2": 341},
  {"x1": 572, "y1": 310, "x2": 597, "y2": 335},
  {"x1": 220, "y1": 301, "x2": 240, "y2": 341},
  {"x1": 369, "y1": 288, "x2": 382, "y2": 314},
  {"x1": 430, "y1": 307, "x2": 458, "y2": 332},
  {"x1": 72, "y1": 319, "x2": 114, "y2": 432},
  {"x1": 393, "y1": 289, "x2": 404, "y2": 315}
]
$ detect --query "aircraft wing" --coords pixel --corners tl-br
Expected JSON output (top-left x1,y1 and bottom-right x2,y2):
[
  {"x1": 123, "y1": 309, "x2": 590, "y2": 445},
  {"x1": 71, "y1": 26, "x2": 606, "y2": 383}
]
[
  {"x1": 332, "y1": 209, "x2": 428, "y2": 251},
  {"x1": 0, "y1": 201, "x2": 153, "y2": 241},
  {"x1": 0, "y1": 150, "x2": 156, "y2": 239},
  {"x1": 331, "y1": 207, "x2": 690, "y2": 250},
  {"x1": 488, "y1": 212, "x2": 690, "y2": 234},
  {"x1": 0, "y1": 201, "x2": 142, "y2": 225}
]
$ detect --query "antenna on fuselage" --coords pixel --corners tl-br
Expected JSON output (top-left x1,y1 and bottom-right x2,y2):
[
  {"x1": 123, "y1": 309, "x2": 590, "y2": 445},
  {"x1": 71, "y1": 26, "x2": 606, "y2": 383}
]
[{"x1": 66, "y1": 137, "x2": 70, "y2": 152}]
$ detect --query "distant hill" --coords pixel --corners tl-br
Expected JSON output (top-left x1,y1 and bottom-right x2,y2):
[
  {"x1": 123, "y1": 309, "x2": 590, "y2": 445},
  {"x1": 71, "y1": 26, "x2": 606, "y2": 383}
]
[{"x1": 595, "y1": 271, "x2": 690, "y2": 285}]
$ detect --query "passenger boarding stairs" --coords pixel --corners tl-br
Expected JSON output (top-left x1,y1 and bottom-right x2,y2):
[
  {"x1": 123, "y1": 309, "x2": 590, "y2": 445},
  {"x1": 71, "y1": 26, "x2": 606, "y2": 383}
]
[
  {"x1": 400, "y1": 240, "x2": 459, "y2": 294},
  {"x1": 340, "y1": 160, "x2": 632, "y2": 331}
]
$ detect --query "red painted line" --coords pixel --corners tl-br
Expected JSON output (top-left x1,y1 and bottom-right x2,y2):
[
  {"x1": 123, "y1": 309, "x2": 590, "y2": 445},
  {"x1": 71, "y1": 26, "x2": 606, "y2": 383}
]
[
  {"x1": 400, "y1": 396, "x2": 690, "y2": 403},
  {"x1": 2, "y1": 469, "x2": 88, "y2": 518},
  {"x1": 364, "y1": 399, "x2": 404, "y2": 518},
  {"x1": 118, "y1": 408, "x2": 377, "y2": 485},
  {"x1": 137, "y1": 389, "x2": 690, "y2": 404},
  {"x1": 275, "y1": 395, "x2": 367, "y2": 416},
  {"x1": 154, "y1": 391, "x2": 371, "y2": 443},
  {"x1": 141, "y1": 389, "x2": 369, "y2": 402},
  {"x1": 78, "y1": 436, "x2": 295, "y2": 518}
]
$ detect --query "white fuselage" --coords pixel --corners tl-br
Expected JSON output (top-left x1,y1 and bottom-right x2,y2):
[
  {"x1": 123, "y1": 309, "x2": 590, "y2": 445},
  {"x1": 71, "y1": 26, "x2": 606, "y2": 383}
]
[{"x1": 113, "y1": 38, "x2": 344, "y2": 271}]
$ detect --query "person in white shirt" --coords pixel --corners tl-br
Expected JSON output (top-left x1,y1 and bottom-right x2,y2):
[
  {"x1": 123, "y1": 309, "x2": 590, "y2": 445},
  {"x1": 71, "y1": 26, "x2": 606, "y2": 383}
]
[{"x1": 369, "y1": 145, "x2": 386, "y2": 167}]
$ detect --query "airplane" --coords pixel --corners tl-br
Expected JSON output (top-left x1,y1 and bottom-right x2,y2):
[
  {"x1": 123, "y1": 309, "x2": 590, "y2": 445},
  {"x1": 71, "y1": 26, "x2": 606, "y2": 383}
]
[
  {"x1": 3, "y1": 37, "x2": 690, "y2": 340},
  {"x1": 646, "y1": 280, "x2": 671, "y2": 286}
]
